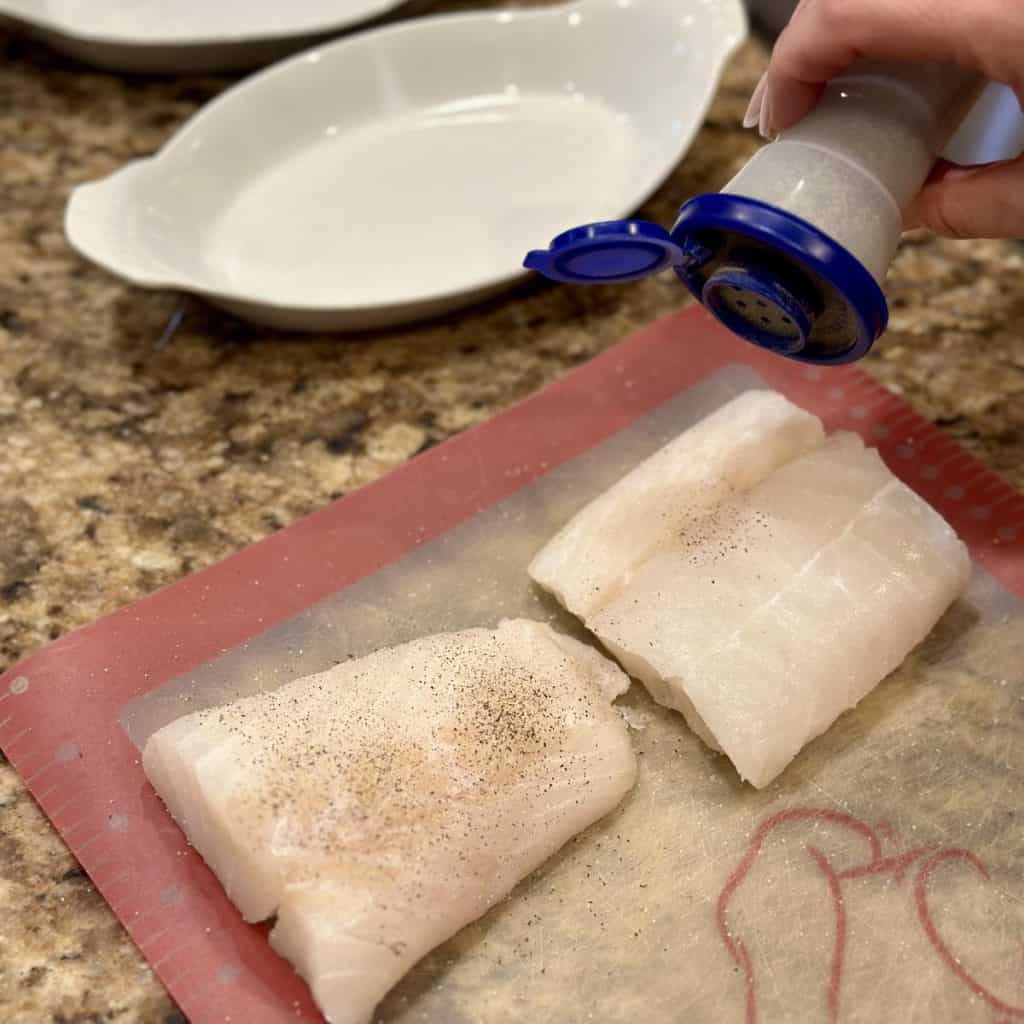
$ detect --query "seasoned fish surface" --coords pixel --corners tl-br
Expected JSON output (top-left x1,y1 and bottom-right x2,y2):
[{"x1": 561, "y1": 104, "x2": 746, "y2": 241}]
[
  {"x1": 529, "y1": 389, "x2": 825, "y2": 620},
  {"x1": 143, "y1": 619, "x2": 636, "y2": 1024},
  {"x1": 530, "y1": 392, "x2": 970, "y2": 788}
]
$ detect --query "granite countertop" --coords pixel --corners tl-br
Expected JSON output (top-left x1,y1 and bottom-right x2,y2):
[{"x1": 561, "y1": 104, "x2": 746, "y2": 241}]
[{"x1": 1, "y1": 14, "x2": 1023, "y2": 1024}]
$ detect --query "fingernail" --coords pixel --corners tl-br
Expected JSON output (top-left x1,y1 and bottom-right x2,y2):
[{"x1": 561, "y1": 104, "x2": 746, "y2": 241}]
[
  {"x1": 758, "y1": 82, "x2": 774, "y2": 140},
  {"x1": 743, "y1": 71, "x2": 768, "y2": 129}
]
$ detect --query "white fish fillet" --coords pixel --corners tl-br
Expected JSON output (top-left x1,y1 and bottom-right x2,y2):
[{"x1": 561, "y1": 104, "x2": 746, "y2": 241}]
[
  {"x1": 529, "y1": 389, "x2": 825, "y2": 620},
  {"x1": 142, "y1": 619, "x2": 636, "y2": 1024},
  {"x1": 530, "y1": 391, "x2": 970, "y2": 788}
]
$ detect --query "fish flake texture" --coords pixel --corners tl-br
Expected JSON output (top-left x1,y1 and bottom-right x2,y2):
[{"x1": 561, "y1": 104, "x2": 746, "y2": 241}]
[
  {"x1": 142, "y1": 618, "x2": 637, "y2": 1024},
  {"x1": 529, "y1": 390, "x2": 970, "y2": 788}
]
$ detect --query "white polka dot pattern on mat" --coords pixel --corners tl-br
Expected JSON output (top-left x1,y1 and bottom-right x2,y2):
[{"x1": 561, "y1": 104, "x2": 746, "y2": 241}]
[
  {"x1": 872, "y1": 425, "x2": 890, "y2": 440},
  {"x1": 802, "y1": 367, "x2": 823, "y2": 381},
  {"x1": 971, "y1": 506, "x2": 991, "y2": 521},
  {"x1": 998, "y1": 526, "x2": 1018, "y2": 542},
  {"x1": 945, "y1": 485, "x2": 965, "y2": 500},
  {"x1": 9, "y1": 676, "x2": 29, "y2": 695},
  {"x1": 107, "y1": 812, "x2": 129, "y2": 832},
  {"x1": 921, "y1": 465, "x2": 939, "y2": 480},
  {"x1": 895, "y1": 444, "x2": 914, "y2": 460},
  {"x1": 849, "y1": 405, "x2": 867, "y2": 419},
  {"x1": 828, "y1": 386, "x2": 844, "y2": 399}
]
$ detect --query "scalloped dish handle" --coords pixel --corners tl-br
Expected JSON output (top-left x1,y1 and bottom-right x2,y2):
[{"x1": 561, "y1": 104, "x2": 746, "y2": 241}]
[{"x1": 64, "y1": 160, "x2": 185, "y2": 289}]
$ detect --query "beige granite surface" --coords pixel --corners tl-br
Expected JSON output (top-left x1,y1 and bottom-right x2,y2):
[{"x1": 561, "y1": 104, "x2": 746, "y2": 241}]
[{"x1": 1, "y1": 13, "x2": 1023, "y2": 1024}]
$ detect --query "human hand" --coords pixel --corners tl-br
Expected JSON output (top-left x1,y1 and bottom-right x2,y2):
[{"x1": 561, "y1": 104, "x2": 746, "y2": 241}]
[{"x1": 743, "y1": 0, "x2": 1024, "y2": 240}]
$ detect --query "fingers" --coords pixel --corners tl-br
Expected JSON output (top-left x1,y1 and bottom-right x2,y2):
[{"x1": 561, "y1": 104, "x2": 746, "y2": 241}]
[
  {"x1": 904, "y1": 155, "x2": 1024, "y2": 239},
  {"x1": 750, "y1": 0, "x2": 1024, "y2": 136}
]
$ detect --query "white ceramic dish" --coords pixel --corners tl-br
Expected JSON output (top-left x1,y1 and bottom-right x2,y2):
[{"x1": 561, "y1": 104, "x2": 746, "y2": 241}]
[
  {"x1": 64, "y1": 0, "x2": 747, "y2": 332},
  {"x1": 0, "y1": 0, "x2": 414, "y2": 73}
]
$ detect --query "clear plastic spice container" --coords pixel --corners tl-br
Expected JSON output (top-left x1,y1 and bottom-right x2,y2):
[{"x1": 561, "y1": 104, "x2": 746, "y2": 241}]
[
  {"x1": 722, "y1": 63, "x2": 983, "y2": 287},
  {"x1": 526, "y1": 63, "x2": 1000, "y2": 365}
]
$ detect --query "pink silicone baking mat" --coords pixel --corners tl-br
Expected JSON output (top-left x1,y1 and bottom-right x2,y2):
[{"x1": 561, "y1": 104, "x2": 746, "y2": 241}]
[{"x1": 3, "y1": 306, "x2": 1023, "y2": 1023}]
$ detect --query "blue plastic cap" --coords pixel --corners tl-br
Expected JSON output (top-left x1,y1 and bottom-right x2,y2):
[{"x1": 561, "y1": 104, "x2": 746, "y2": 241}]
[
  {"x1": 670, "y1": 193, "x2": 889, "y2": 364},
  {"x1": 524, "y1": 220, "x2": 683, "y2": 284},
  {"x1": 522, "y1": 194, "x2": 889, "y2": 364}
]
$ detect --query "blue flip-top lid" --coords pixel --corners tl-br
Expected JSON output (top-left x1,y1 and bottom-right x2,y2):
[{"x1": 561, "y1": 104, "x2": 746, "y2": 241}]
[
  {"x1": 523, "y1": 194, "x2": 889, "y2": 365},
  {"x1": 523, "y1": 221, "x2": 683, "y2": 284}
]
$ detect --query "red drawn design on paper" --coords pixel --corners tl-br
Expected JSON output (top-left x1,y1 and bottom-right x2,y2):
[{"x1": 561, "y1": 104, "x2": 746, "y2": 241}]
[{"x1": 717, "y1": 808, "x2": 1024, "y2": 1023}]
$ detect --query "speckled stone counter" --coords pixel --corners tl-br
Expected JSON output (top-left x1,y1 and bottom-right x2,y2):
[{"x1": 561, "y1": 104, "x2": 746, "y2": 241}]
[{"x1": 1, "y1": 16, "x2": 1023, "y2": 1024}]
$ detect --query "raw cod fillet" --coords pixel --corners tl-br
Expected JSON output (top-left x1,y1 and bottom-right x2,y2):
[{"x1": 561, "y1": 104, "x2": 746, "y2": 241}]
[
  {"x1": 142, "y1": 619, "x2": 636, "y2": 1024},
  {"x1": 529, "y1": 390, "x2": 970, "y2": 788},
  {"x1": 529, "y1": 388, "x2": 826, "y2": 620}
]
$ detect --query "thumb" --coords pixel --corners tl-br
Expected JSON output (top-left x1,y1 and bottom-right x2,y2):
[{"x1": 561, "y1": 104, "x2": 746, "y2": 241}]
[{"x1": 904, "y1": 156, "x2": 1024, "y2": 240}]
